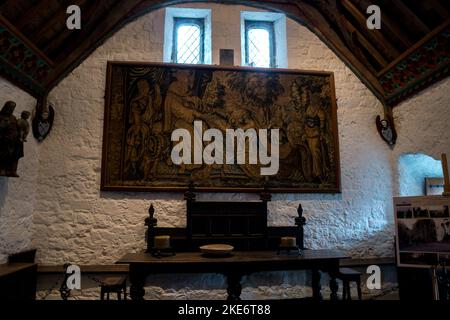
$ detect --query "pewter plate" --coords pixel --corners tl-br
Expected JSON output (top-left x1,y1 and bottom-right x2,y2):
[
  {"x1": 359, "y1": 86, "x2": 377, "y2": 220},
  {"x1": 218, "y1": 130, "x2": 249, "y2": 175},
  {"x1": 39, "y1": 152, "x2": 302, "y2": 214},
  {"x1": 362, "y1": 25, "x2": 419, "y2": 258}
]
[{"x1": 199, "y1": 244, "x2": 234, "y2": 256}]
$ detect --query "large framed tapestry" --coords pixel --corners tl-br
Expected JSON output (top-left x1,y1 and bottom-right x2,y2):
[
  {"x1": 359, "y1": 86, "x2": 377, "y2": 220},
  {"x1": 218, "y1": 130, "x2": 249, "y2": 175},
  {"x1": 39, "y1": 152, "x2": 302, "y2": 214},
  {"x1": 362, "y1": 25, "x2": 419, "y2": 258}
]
[{"x1": 101, "y1": 62, "x2": 341, "y2": 192}]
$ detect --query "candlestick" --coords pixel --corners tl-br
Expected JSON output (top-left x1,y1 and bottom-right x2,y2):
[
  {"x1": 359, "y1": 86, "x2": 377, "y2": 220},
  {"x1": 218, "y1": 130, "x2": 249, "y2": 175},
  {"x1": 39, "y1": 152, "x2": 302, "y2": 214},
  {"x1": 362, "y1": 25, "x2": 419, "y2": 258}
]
[
  {"x1": 154, "y1": 235, "x2": 170, "y2": 249},
  {"x1": 145, "y1": 204, "x2": 157, "y2": 253},
  {"x1": 441, "y1": 153, "x2": 450, "y2": 196},
  {"x1": 277, "y1": 236, "x2": 302, "y2": 255},
  {"x1": 280, "y1": 237, "x2": 296, "y2": 247}
]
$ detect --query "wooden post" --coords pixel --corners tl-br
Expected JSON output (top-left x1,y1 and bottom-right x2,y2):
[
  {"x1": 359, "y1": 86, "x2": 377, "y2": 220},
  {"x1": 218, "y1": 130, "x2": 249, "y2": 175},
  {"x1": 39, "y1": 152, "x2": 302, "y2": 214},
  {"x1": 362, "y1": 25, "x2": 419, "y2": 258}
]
[{"x1": 441, "y1": 153, "x2": 450, "y2": 196}]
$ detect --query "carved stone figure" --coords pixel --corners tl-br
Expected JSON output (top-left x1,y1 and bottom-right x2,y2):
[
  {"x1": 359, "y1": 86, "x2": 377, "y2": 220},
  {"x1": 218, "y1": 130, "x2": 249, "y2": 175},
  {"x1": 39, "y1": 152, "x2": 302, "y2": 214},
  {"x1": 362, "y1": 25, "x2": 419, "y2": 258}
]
[
  {"x1": 0, "y1": 101, "x2": 28, "y2": 177},
  {"x1": 376, "y1": 115, "x2": 397, "y2": 146},
  {"x1": 17, "y1": 111, "x2": 30, "y2": 142}
]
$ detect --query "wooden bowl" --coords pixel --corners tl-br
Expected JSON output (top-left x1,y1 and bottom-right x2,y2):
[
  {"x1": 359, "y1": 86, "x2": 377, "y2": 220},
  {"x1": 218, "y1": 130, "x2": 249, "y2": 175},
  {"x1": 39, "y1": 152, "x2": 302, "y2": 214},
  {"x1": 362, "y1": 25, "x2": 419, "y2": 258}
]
[{"x1": 199, "y1": 244, "x2": 234, "y2": 256}]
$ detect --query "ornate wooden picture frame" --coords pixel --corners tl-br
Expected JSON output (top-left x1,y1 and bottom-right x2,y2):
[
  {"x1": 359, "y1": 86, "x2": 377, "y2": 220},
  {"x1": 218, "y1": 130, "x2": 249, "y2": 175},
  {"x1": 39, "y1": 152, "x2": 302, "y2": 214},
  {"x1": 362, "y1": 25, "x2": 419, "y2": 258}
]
[{"x1": 101, "y1": 62, "x2": 341, "y2": 193}]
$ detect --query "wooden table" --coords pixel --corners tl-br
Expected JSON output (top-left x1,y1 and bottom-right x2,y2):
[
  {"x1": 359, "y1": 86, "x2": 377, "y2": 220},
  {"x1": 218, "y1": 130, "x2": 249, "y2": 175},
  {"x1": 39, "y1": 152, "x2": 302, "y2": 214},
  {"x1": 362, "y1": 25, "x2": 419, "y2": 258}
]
[
  {"x1": 0, "y1": 263, "x2": 37, "y2": 300},
  {"x1": 117, "y1": 250, "x2": 349, "y2": 300}
]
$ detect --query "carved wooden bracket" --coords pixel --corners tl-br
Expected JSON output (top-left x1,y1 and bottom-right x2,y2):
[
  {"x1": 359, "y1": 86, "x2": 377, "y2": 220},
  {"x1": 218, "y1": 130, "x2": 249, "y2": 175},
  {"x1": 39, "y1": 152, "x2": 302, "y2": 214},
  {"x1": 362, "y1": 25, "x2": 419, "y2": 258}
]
[
  {"x1": 32, "y1": 95, "x2": 55, "y2": 142},
  {"x1": 376, "y1": 104, "x2": 397, "y2": 147}
]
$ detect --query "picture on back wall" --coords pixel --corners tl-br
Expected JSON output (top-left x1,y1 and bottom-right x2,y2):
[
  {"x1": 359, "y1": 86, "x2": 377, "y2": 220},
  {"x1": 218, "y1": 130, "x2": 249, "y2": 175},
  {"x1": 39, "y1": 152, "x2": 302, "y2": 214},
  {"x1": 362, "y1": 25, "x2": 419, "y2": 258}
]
[
  {"x1": 101, "y1": 62, "x2": 341, "y2": 192},
  {"x1": 395, "y1": 196, "x2": 450, "y2": 268}
]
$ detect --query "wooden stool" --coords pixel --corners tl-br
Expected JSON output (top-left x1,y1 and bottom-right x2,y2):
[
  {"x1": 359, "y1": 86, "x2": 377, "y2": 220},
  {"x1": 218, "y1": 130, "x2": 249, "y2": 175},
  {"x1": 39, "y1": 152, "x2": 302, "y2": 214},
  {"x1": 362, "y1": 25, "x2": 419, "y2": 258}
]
[
  {"x1": 100, "y1": 277, "x2": 127, "y2": 300},
  {"x1": 337, "y1": 268, "x2": 362, "y2": 300}
]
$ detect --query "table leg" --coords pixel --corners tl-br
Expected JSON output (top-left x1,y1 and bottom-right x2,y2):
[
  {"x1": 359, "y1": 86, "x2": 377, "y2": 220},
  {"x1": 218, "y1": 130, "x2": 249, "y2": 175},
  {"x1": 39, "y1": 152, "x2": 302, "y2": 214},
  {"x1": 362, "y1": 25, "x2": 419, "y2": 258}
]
[
  {"x1": 312, "y1": 269, "x2": 322, "y2": 300},
  {"x1": 329, "y1": 270, "x2": 339, "y2": 301},
  {"x1": 226, "y1": 273, "x2": 243, "y2": 301},
  {"x1": 129, "y1": 266, "x2": 145, "y2": 301}
]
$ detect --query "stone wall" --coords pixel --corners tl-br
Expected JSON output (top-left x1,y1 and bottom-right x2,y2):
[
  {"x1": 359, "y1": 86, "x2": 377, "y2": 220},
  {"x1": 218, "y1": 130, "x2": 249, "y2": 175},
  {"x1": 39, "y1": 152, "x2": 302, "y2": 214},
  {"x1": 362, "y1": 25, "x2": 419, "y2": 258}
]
[
  {"x1": 398, "y1": 153, "x2": 443, "y2": 196},
  {"x1": 0, "y1": 78, "x2": 37, "y2": 263},
  {"x1": 393, "y1": 78, "x2": 450, "y2": 196}
]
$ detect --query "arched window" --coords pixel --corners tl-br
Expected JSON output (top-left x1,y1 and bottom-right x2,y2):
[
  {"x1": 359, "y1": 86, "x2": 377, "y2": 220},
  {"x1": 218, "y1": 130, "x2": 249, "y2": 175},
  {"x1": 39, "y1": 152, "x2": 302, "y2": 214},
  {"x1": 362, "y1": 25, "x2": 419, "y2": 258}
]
[
  {"x1": 244, "y1": 21, "x2": 275, "y2": 68},
  {"x1": 172, "y1": 18, "x2": 204, "y2": 64},
  {"x1": 398, "y1": 153, "x2": 443, "y2": 196}
]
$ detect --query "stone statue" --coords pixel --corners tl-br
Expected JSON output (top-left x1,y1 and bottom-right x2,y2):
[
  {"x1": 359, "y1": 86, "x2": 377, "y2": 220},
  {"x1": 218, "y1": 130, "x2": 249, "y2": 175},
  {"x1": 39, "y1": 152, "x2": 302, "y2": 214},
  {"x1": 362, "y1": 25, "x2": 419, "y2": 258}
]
[
  {"x1": 18, "y1": 111, "x2": 30, "y2": 142},
  {"x1": 376, "y1": 114, "x2": 397, "y2": 146},
  {"x1": 0, "y1": 101, "x2": 29, "y2": 177}
]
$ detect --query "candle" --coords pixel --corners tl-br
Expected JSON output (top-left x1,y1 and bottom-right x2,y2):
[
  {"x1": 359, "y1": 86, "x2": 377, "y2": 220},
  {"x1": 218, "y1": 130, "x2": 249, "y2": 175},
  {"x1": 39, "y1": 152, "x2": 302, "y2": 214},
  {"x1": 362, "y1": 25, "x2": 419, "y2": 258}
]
[
  {"x1": 280, "y1": 237, "x2": 296, "y2": 247},
  {"x1": 154, "y1": 235, "x2": 170, "y2": 249}
]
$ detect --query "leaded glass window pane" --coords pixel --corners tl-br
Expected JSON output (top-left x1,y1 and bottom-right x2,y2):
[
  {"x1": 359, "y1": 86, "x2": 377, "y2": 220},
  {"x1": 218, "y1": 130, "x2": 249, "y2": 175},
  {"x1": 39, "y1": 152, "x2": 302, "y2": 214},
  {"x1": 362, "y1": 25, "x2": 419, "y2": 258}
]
[
  {"x1": 245, "y1": 21, "x2": 275, "y2": 68},
  {"x1": 173, "y1": 18, "x2": 204, "y2": 64}
]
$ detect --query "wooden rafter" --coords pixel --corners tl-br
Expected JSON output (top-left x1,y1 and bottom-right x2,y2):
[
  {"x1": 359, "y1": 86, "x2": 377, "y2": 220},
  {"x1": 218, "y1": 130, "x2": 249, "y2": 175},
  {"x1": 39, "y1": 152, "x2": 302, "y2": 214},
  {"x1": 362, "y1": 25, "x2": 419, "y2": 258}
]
[
  {"x1": 42, "y1": 0, "x2": 108, "y2": 56},
  {"x1": 341, "y1": 18, "x2": 388, "y2": 68},
  {"x1": 379, "y1": 13, "x2": 414, "y2": 48},
  {"x1": 46, "y1": 0, "x2": 144, "y2": 88},
  {"x1": 15, "y1": 0, "x2": 53, "y2": 31},
  {"x1": 33, "y1": 0, "x2": 85, "y2": 45},
  {"x1": 341, "y1": 0, "x2": 400, "y2": 60},
  {"x1": 302, "y1": 0, "x2": 386, "y2": 71},
  {"x1": 354, "y1": 0, "x2": 414, "y2": 49},
  {"x1": 0, "y1": 0, "x2": 31, "y2": 22},
  {"x1": 0, "y1": 14, "x2": 54, "y2": 66},
  {"x1": 390, "y1": 0, "x2": 430, "y2": 37},
  {"x1": 292, "y1": 1, "x2": 385, "y2": 97},
  {"x1": 377, "y1": 19, "x2": 450, "y2": 77},
  {"x1": 425, "y1": 0, "x2": 450, "y2": 20}
]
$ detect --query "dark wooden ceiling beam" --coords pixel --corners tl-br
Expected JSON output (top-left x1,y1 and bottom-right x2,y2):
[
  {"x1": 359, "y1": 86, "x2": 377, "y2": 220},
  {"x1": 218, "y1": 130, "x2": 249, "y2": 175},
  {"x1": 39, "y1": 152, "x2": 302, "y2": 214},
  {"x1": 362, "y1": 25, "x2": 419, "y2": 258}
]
[
  {"x1": 128, "y1": 0, "x2": 296, "y2": 17},
  {"x1": 312, "y1": 0, "x2": 385, "y2": 71},
  {"x1": 0, "y1": 0, "x2": 32, "y2": 22},
  {"x1": 341, "y1": 0, "x2": 400, "y2": 61},
  {"x1": 341, "y1": 18, "x2": 388, "y2": 68},
  {"x1": 377, "y1": 18, "x2": 450, "y2": 77},
  {"x1": 391, "y1": 0, "x2": 430, "y2": 37},
  {"x1": 33, "y1": 0, "x2": 85, "y2": 46},
  {"x1": 378, "y1": 13, "x2": 414, "y2": 48},
  {"x1": 292, "y1": 1, "x2": 385, "y2": 99},
  {"x1": 423, "y1": 0, "x2": 450, "y2": 20},
  {"x1": 354, "y1": 0, "x2": 413, "y2": 49},
  {"x1": 0, "y1": 14, "x2": 54, "y2": 66},
  {"x1": 46, "y1": 0, "x2": 144, "y2": 88},
  {"x1": 14, "y1": 0, "x2": 55, "y2": 31},
  {"x1": 0, "y1": 0, "x2": 12, "y2": 12},
  {"x1": 43, "y1": 0, "x2": 109, "y2": 57}
]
